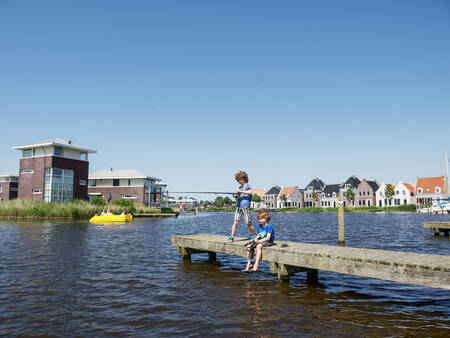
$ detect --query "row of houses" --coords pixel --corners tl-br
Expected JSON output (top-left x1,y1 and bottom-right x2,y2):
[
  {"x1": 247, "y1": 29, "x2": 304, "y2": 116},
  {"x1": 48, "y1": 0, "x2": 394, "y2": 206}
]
[
  {"x1": 250, "y1": 175, "x2": 449, "y2": 209},
  {"x1": 0, "y1": 138, "x2": 166, "y2": 206}
]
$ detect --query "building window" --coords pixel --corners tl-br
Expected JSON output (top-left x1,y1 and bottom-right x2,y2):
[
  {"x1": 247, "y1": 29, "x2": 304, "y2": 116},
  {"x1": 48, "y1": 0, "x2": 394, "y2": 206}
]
[
  {"x1": 80, "y1": 152, "x2": 87, "y2": 161},
  {"x1": 44, "y1": 168, "x2": 74, "y2": 203},
  {"x1": 128, "y1": 179, "x2": 131, "y2": 186},
  {"x1": 54, "y1": 147, "x2": 64, "y2": 157},
  {"x1": 417, "y1": 188, "x2": 422, "y2": 194},
  {"x1": 23, "y1": 149, "x2": 35, "y2": 158},
  {"x1": 89, "y1": 179, "x2": 96, "y2": 187},
  {"x1": 122, "y1": 194, "x2": 137, "y2": 199},
  {"x1": 436, "y1": 187, "x2": 441, "y2": 193},
  {"x1": 80, "y1": 180, "x2": 87, "y2": 186},
  {"x1": 21, "y1": 169, "x2": 34, "y2": 174},
  {"x1": 33, "y1": 188, "x2": 42, "y2": 194},
  {"x1": 367, "y1": 192, "x2": 370, "y2": 196},
  {"x1": 0, "y1": 187, "x2": 2, "y2": 193},
  {"x1": 113, "y1": 179, "x2": 120, "y2": 186}
]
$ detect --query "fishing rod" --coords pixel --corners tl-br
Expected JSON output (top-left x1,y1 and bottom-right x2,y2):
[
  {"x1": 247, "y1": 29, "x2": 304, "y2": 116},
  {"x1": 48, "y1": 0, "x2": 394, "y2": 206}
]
[{"x1": 168, "y1": 191, "x2": 236, "y2": 195}]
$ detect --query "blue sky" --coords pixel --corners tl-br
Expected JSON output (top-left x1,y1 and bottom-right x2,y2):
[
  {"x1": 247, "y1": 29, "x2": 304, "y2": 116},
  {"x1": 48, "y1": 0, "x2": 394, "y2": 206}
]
[{"x1": 1, "y1": 0, "x2": 449, "y2": 196}]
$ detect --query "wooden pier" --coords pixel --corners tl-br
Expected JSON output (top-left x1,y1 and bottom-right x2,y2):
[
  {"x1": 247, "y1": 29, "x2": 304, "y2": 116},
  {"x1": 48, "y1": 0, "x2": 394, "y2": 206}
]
[
  {"x1": 171, "y1": 234, "x2": 450, "y2": 290},
  {"x1": 134, "y1": 213, "x2": 178, "y2": 218},
  {"x1": 423, "y1": 222, "x2": 450, "y2": 236}
]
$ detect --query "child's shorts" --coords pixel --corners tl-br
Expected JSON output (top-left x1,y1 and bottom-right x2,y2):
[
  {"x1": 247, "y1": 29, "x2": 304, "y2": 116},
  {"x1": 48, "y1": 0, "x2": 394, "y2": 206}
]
[{"x1": 234, "y1": 207, "x2": 252, "y2": 225}]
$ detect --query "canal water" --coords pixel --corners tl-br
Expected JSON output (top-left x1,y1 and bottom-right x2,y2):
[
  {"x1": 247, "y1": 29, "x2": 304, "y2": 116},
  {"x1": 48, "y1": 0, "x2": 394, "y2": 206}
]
[{"x1": 0, "y1": 212, "x2": 449, "y2": 336}]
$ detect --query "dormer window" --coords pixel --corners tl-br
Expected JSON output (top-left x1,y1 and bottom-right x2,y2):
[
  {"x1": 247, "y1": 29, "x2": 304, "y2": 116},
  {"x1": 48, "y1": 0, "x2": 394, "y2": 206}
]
[
  {"x1": 436, "y1": 187, "x2": 441, "y2": 193},
  {"x1": 54, "y1": 147, "x2": 64, "y2": 157},
  {"x1": 418, "y1": 188, "x2": 423, "y2": 194}
]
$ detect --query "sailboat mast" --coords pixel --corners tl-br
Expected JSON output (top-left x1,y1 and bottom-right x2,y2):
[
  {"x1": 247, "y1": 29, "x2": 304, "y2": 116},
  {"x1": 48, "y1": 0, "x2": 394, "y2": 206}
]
[{"x1": 446, "y1": 153, "x2": 449, "y2": 198}]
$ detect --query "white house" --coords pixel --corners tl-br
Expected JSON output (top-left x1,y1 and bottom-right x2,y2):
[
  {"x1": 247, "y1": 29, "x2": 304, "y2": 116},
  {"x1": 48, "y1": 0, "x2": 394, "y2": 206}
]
[
  {"x1": 393, "y1": 182, "x2": 415, "y2": 206},
  {"x1": 251, "y1": 189, "x2": 267, "y2": 209},
  {"x1": 376, "y1": 183, "x2": 395, "y2": 207}
]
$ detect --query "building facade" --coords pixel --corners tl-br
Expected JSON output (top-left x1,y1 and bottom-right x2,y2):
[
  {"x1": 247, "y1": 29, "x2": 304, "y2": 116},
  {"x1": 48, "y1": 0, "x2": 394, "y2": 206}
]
[
  {"x1": 251, "y1": 189, "x2": 267, "y2": 209},
  {"x1": 12, "y1": 139, "x2": 96, "y2": 202},
  {"x1": 0, "y1": 173, "x2": 19, "y2": 201},
  {"x1": 394, "y1": 182, "x2": 415, "y2": 206},
  {"x1": 303, "y1": 178, "x2": 325, "y2": 207},
  {"x1": 339, "y1": 175, "x2": 361, "y2": 207},
  {"x1": 415, "y1": 176, "x2": 446, "y2": 205},
  {"x1": 278, "y1": 186, "x2": 303, "y2": 208},
  {"x1": 263, "y1": 186, "x2": 281, "y2": 209},
  {"x1": 355, "y1": 179, "x2": 379, "y2": 207},
  {"x1": 88, "y1": 169, "x2": 162, "y2": 206},
  {"x1": 375, "y1": 183, "x2": 395, "y2": 207},
  {"x1": 321, "y1": 184, "x2": 340, "y2": 208}
]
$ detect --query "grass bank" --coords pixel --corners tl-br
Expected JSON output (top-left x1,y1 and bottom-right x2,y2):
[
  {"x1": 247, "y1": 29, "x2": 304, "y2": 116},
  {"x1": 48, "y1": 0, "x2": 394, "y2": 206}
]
[
  {"x1": 0, "y1": 199, "x2": 162, "y2": 219},
  {"x1": 201, "y1": 205, "x2": 416, "y2": 213}
]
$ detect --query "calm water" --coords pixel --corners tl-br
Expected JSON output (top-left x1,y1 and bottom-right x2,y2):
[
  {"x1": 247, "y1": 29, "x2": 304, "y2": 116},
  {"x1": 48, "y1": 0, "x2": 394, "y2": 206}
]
[{"x1": 0, "y1": 212, "x2": 449, "y2": 336}]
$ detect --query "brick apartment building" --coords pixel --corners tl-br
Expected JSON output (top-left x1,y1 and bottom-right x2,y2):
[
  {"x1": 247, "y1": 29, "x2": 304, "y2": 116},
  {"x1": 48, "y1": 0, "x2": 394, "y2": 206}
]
[
  {"x1": 12, "y1": 139, "x2": 96, "y2": 202},
  {"x1": 355, "y1": 179, "x2": 379, "y2": 207},
  {"x1": 0, "y1": 173, "x2": 19, "y2": 201},
  {"x1": 88, "y1": 169, "x2": 163, "y2": 207}
]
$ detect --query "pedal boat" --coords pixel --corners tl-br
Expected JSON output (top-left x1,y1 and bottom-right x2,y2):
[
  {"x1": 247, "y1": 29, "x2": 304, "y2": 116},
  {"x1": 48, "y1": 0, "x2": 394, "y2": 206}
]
[{"x1": 89, "y1": 214, "x2": 133, "y2": 223}]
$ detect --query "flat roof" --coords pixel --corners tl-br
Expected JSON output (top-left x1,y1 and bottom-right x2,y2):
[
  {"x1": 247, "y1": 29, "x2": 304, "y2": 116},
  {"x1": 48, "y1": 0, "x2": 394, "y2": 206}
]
[
  {"x1": 12, "y1": 138, "x2": 97, "y2": 154},
  {"x1": 89, "y1": 169, "x2": 161, "y2": 181},
  {"x1": 0, "y1": 172, "x2": 19, "y2": 178}
]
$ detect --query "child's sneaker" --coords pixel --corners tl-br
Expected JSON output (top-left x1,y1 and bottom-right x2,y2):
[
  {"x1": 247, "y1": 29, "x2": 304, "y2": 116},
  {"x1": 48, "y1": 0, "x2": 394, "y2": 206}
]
[{"x1": 228, "y1": 236, "x2": 234, "y2": 242}]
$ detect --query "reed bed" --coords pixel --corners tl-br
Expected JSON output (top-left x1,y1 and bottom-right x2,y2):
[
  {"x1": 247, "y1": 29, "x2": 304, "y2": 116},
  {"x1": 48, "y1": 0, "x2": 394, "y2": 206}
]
[{"x1": 0, "y1": 199, "x2": 160, "y2": 219}]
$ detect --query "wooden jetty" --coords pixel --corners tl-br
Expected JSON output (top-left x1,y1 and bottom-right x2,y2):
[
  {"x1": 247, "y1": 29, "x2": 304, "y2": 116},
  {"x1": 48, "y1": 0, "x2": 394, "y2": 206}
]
[
  {"x1": 134, "y1": 213, "x2": 178, "y2": 218},
  {"x1": 171, "y1": 234, "x2": 450, "y2": 290},
  {"x1": 423, "y1": 222, "x2": 450, "y2": 236}
]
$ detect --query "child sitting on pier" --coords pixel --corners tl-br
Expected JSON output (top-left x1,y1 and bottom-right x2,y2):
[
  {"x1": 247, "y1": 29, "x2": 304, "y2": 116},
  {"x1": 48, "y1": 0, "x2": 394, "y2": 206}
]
[
  {"x1": 229, "y1": 171, "x2": 256, "y2": 241},
  {"x1": 244, "y1": 210, "x2": 275, "y2": 272}
]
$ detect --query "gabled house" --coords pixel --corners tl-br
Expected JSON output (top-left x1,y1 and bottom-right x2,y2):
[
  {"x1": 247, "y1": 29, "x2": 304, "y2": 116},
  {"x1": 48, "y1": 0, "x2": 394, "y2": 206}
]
[
  {"x1": 415, "y1": 176, "x2": 446, "y2": 205},
  {"x1": 355, "y1": 179, "x2": 379, "y2": 207},
  {"x1": 303, "y1": 178, "x2": 325, "y2": 207},
  {"x1": 339, "y1": 175, "x2": 361, "y2": 207},
  {"x1": 277, "y1": 186, "x2": 303, "y2": 208},
  {"x1": 251, "y1": 189, "x2": 267, "y2": 209},
  {"x1": 394, "y1": 182, "x2": 415, "y2": 206},
  {"x1": 264, "y1": 186, "x2": 281, "y2": 209},
  {"x1": 321, "y1": 184, "x2": 340, "y2": 208},
  {"x1": 375, "y1": 183, "x2": 395, "y2": 207},
  {"x1": 12, "y1": 138, "x2": 96, "y2": 202},
  {"x1": 88, "y1": 169, "x2": 162, "y2": 207},
  {"x1": 0, "y1": 172, "x2": 19, "y2": 201}
]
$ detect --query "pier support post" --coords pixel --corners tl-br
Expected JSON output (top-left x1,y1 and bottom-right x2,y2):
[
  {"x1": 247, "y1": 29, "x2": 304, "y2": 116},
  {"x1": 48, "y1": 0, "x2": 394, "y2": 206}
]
[
  {"x1": 307, "y1": 269, "x2": 318, "y2": 282},
  {"x1": 338, "y1": 201, "x2": 345, "y2": 244},
  {"x1": 178, "y1": 246, "x2": 191, "y2": 260},
  {"x1": 208, "y1": 251, "x2": 216, "y2": 262},
  {"x1": 271, "y1": 262, "x2": 308, "y2": 283}
]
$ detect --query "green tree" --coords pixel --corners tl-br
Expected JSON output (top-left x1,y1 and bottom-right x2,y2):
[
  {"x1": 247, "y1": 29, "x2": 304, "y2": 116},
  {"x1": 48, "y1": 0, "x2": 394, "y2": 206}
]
[
  {"x1": 252, "y1": 194, "x2": 262, "y2": 203},
  {"x1": 311, "y1": 190, "x2": 319, "y2": 207},
  {"x1": 346, "y1": 187, "x2": 355, "y2": 207},
  {"x1": 178, "y1": 196, "x2": 183, "y2": 200},
  {"x1": 90, "y1": 196, "x2": 105, "y2": 206},
  {"x1": 223, "y1": 196, "x2": 232, "y2": 205},
  {"x1": 214, "y1": 196, "x2": 224, "y2": 208},
  {"x1": 385, "y1": 184, "x2": 395, "y2": 210},
  {"x1": 280, "y1": 194, "x2": 287, "y2": 207},
  {"x1": 200, "y1": 200, "x2": 204, "y2": 205}
]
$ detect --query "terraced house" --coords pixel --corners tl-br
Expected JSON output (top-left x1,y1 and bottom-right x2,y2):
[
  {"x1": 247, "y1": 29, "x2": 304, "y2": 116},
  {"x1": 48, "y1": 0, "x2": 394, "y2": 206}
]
[
  {"x1": 321, "y1": 184, "x2": 340, "y2": 208},
  {"x1": 355, "y1": 179, "x2": 379, "y2": 207},
  {"x1": 12, "y1": 139, "x2": 96, "y2": 202},
  {"x1": 263, "y1": 186, "x2": 281, "y2": 209},
  {"x1": 277, "y1": 186, "x2": 303, "y2": 208},
  {"x1": 339, "y1": 175, "x2": 361, "y2": 207},
  {"x1": 0, "y1": 173, "x2": 19, "y2": 201},
  {"x1": 303, "y1": 178, "x2": 325, "y2": 207}
]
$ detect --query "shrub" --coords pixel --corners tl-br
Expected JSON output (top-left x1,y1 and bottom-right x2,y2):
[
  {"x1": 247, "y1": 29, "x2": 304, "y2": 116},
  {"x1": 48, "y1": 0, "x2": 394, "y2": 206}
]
[{"x1": 90, "y1": 196, "x2": 105, "y2": 206}]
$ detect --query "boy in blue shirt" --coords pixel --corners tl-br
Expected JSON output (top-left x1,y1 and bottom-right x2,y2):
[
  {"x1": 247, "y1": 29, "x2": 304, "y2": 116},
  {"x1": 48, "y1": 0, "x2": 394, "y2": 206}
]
[
  {"x1": 244, "y1": 210, "x2": 275, "y2": 272},
  {"x1": 229, "y1": 171, "x2": 256, "y2": 241}
]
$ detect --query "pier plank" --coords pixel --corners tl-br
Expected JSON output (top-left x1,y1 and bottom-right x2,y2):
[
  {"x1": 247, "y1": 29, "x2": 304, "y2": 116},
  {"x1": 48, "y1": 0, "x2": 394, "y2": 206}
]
[{"x1": 172, "y1": 234, "x2": 450, "y2": 289}]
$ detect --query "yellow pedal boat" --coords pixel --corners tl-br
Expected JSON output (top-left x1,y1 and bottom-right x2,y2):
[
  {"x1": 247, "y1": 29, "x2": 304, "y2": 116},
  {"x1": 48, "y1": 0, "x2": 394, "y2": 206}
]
[{"x1": 89, "y1": 214, "x2": 133, "y2": 223}]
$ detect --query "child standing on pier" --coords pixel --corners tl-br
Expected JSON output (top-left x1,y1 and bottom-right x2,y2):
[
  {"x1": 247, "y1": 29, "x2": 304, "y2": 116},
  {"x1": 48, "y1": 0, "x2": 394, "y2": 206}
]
[
  {"x1": 229, "y1": 171, "x2": 256, "y2": 241},
  {"x1": 244, "y1": 210, "x2": 275, "y2": 272}
]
